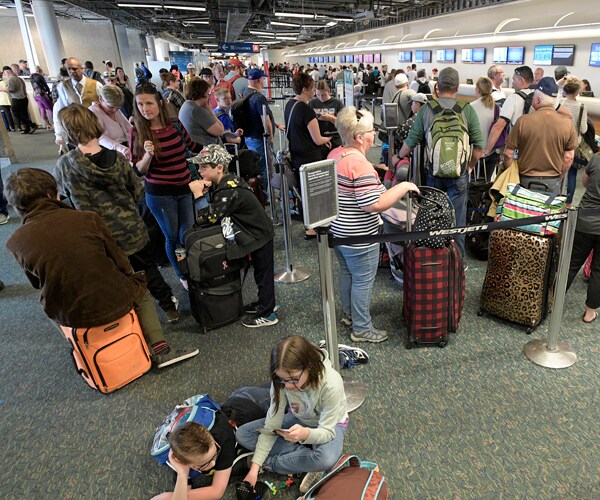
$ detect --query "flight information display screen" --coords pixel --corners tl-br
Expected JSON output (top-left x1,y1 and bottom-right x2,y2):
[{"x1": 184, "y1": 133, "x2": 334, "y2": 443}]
[
  {"x1": 590, "y1": 43, "x2": 600, "y2": 67},
  {"x1": 551, "y1": 45, "x2": 575, "y2": 66},
  {"x1": 533, "y1": 45, "x2": 553, "y2": 66},
  {"x1": 507, "y1": 47, "x2": 524, "y2": 64}
]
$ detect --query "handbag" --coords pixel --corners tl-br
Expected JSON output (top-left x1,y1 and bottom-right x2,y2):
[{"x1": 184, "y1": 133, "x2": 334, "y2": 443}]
[
  {"x1": 574, "y1": 103, "x2": 594, "y2": 168},
  {"x1": 495, "y1": 183, "x2": 566, "y2": 236},
  {"x1": 412, "y1": 186, "x2": 456, "y2": 249},
  {"x1": 270, "y1": 100, "x2": 300, "y2": 190}
]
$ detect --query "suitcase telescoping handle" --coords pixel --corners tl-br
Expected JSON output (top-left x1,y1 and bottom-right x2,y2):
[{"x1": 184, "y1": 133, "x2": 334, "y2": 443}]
[{"x1": 409, "y1": 186, "x2": 450, "y2": 210}]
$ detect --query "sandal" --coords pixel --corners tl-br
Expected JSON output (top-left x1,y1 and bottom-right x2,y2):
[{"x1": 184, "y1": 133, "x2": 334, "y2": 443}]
[{"x1": 582, "y1": 311, "x2": 598, "y2": 323}]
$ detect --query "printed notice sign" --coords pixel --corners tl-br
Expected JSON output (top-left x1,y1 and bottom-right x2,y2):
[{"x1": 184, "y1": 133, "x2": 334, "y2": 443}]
[{"x1": 299, "y1": 160, "x2": 338, "y2": 229}]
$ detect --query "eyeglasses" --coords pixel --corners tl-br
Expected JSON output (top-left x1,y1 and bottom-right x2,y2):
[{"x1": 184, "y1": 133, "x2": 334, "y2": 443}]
[
  {"x1": 356, "y1": 110, "x2": 363, "y2": 122},
  {"x1": 190, "y1": 442, "x2": 221, "y2": 472},
  {"x1": 514, "y1": 69, "x2": 523, "y2": 78},
  {"x1": 276, "y1": 368, "x2": 305, "y2": 386},
  {"x1": 67, "y1": 67, "x2": 81, "y2": 71}
]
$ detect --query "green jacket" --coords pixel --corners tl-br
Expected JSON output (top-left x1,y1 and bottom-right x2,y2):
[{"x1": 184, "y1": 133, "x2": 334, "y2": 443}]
[{"x1": 54, "y1": 147, "x2": 149, "y2": 256}]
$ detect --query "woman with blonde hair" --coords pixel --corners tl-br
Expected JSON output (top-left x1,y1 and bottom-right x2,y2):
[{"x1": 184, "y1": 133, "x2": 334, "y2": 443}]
[
  {"x1": 89, "y1": 85, "x2": 132, "y2": 157},
  {"x1": 470, "y1": 76, "x2": 500, "y2": 179},
  {"x1": 328, "y1": 107, "x2": 419, "y2": 343}
]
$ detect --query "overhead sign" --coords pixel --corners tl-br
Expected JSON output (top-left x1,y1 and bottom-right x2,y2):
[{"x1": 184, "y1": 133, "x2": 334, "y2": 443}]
[{"x1": 219, "y1": 42, "x2": 260, "y2": 54}]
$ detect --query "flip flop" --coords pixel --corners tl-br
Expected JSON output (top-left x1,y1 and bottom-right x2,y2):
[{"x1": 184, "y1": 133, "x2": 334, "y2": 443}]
[{"x1": 582, "y1": 311, "x2": 598, "y2": 323}]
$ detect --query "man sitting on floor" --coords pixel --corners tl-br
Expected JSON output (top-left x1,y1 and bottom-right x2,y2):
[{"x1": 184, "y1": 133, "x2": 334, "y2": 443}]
[{"x1": 4, "y1": 168, "x2": 198, "y2": 369}]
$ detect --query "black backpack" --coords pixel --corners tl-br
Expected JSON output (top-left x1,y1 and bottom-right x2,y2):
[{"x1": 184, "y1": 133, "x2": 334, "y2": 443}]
[
  {"x1": 416, "y1": 80, "x2": 431, "y2": 94},
  {"x1": 516, "y1": 90, "x2": 534, "y2": 114},
  {"x1": 230, "y1": 91, "x2": 257, "y2": 136}
]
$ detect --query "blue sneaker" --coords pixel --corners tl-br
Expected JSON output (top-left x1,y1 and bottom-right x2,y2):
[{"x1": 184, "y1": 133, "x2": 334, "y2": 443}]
[{"x1": 242, "y1": 312, "x2": 279, "y2": 328}]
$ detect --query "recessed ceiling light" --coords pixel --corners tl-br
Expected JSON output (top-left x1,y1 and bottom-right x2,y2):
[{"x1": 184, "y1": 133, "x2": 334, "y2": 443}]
[
  {"x1": 274, "y1": 12, "x2": 314, "y2": 19},
  {"x1": 249, "y1": 30, "x2": 272, "y2": 36},
  {"x1": 271, "y1": 21, "x2": 300, "y2": 27},
  {"x1": 117, "y1": 3, "x2": 206, "y2": 12}
]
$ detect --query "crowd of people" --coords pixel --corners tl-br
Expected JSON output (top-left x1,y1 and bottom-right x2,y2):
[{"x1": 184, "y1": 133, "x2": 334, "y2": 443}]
[{"x1": 1, "y1": 53, "x2": 599, "y2": 497}]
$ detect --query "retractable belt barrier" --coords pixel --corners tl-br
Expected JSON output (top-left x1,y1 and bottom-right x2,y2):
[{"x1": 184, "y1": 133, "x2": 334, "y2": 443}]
[{"x1": 327, "y1": 209, "x2": 600, "y2": 248}]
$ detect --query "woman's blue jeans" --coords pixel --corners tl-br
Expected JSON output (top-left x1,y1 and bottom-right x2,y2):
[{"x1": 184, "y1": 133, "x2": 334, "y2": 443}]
[
  {"x1": 334, "y1": 243, "x2": 380, "y2": 333},
  {"x1": 566, "y1": 166, "x2": 578, "y2": 204},
  {"x1": 145, "y1": 192, "x2": 194, "y2": 280},
  {"x1": 236, "y1": 414, "x2": 346, "y2": 474}
]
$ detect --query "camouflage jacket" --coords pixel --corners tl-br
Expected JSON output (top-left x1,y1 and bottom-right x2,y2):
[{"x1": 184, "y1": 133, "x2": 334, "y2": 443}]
[{"x1": 54, "y1": 147, "x2": 149, "y2": 256}]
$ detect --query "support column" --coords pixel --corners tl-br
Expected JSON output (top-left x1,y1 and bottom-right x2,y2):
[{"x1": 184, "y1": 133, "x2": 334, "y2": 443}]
[
  {"x1": 146, "y1": 35, "x2": 157, "y2": 61},
  {"x1": 158, "y1": 41, "x2": 170, "y2": 61},
  {"x1": 15, "y1": 0, "x2": 39, "y2": 71},
  {"x1": 113, "y1": 23, "x2": 135, "y2": 85},
  {"x1": 31, "y1": 0, "x2": 65, "y2": 77}
]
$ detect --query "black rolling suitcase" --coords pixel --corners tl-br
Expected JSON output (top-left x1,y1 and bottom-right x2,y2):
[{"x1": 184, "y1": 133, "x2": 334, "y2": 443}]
[{"x1": 182, "y1": 225, "x2": 247, "y2": 333}]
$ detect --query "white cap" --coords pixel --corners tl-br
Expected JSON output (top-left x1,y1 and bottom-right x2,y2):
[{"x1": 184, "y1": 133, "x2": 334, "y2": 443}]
[{"x1": 395, "y1": 73, "x2": 408, "y2": 86}]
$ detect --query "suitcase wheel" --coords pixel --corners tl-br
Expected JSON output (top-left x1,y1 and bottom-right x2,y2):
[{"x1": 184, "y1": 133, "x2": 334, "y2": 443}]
[
  {"x1": 437, "y1": 340, "x2": 448, "y2": 348},
  {"x1": 526, "y1": 327, "x2": 534, "y2": 335},
  {"x1": 405, "y1": 341, "x2": 416, "y2": 350},
  {"x1": 477, "y1": 310, "x2": 484, "y2": 317}
]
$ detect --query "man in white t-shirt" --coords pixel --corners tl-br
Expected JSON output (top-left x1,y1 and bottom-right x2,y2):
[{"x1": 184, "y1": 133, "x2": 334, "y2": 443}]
[
  {"x1": 487, "y1": 64, "x2": 506, "y2": 102},
  {"x1": 484, "y1": 65, "x2": 533, "y2": 157},
  {"x1": 310, "y1": 65, "x2": 320, "y2": 82},
  {"x1": 406, "y1": 64, "x2": 417, "y2": 83}
]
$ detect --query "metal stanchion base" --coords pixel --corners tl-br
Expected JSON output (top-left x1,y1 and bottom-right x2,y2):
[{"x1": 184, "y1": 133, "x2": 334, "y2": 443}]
[
  {"x1": 274, "y1": 267, "x2": 310, "y2": 283},
  {"x1": 523, "y1": 339, "x2": 577, "y2": 369},
  {"x1": 343, "y1": 376, "x2": 366, "y2": 412},
  {"x1": 272, "y1": 218, "x2": 282, "y2": 227}
]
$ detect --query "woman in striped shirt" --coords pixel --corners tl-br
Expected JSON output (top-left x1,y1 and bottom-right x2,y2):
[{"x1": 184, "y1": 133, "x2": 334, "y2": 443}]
[
  {"x1": 130, "y1": 83, "x2": 201, "y2": 289},
  {"x1": 328, "y1": 107, "x2": 419, "y2": 343}
]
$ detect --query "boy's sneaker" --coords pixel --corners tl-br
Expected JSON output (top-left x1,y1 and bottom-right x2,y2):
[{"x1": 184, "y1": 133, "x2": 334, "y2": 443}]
[
  {"x1": 166, "y1": 296, "x2": 180, "y2": 323},
  {"x1": 242, "y1": 313, "x2": 278, "y2": 328},
  {"x1": 243, "y1": 302, "x2": 279, "y2": 315},
  {"x1": 340, "y1": 314, "x2": 352, "y2": 327},
  {"x1": 318, "y1": 340, "x2": 370, "y2": 367},
  {"x1": 351, "y1": 327, "x2": 389, "y2": 343},
  {"x1": 0, "y1": 213, "x2": 9, "y2": 225},
  {"x1": 299, "y1": 471, "x2": 324, "y2": 493},
  {"x1": 155, "y1": 347, "x2": 199, "y2": 369}
]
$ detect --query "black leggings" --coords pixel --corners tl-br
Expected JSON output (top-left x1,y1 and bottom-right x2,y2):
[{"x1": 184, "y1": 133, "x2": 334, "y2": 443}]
[{"x1": 566, "y1": 231, "x2": 600, "y2": 310}]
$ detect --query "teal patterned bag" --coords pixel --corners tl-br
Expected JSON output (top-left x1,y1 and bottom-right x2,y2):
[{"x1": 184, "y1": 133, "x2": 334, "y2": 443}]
[{"x1": 495, "y1": 183, "x2": 566, "y2": 236}]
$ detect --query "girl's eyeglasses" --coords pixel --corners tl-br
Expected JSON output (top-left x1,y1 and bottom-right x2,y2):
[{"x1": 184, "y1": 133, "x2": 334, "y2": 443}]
[{"x1": 276, "y1": 368, "x2": 305, "y2": 386}]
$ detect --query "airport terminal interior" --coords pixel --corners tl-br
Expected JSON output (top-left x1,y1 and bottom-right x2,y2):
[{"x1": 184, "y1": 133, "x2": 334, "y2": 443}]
[{"x1": 1, "y1": 0, "x2": 599, "y2": 498}]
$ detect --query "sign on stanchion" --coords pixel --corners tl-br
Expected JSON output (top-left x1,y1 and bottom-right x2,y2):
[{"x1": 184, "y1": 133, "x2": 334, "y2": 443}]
[
  {"x1": 274, "y1": 161, "x2": 310, "y2": 284},
  {"x1": 300, "y1": 159, "x2": 366, "y2": 412},
  {"x1": 262, "y1": 104, "x2": 281, "y2": 226},
  {"x1": 523, "y1": 208, "x2": 578, "y2": 368}
]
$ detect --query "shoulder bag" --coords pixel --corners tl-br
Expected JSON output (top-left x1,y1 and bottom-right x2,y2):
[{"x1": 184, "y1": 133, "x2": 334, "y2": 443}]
[{"x1": 574, "y1": 103, "x2": 594, "y2": 168}]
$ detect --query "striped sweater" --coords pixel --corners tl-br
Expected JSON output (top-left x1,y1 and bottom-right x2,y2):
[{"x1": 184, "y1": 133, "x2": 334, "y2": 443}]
[
  {"x1": 328, "y1": 147, "x2": 386, "y2": 246},
  {"x1": 130, "y1": 120, "x2": 201, "y2": 196}
]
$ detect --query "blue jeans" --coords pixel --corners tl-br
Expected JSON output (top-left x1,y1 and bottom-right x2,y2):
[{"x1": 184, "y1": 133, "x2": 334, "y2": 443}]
[
  {"x1": 426, "y1": 170, "x2": 468, "y2": 257},
  {"x1": 236, "y1": 414, "x2": 346, "y2": 474},
  {"x1": 334, "y1": 244, "x2": 380, "y2": 333},
  {"x1": 245, "y1": 136, "x2": 272, "y2": 200},
  {"x1": 145, "y1": 192, "x2": 194, "y2": 280}
]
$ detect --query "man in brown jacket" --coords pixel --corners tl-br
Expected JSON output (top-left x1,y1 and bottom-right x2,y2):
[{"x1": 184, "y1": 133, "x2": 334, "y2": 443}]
[{"x1": 4, "y1": 168, "x2": 198, "y2": 369}]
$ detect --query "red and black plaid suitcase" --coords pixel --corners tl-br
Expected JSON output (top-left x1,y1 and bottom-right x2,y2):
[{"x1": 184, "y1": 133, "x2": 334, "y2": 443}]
[{"x1": 403, "y1": 241, "x2": 465, "y2": 348}]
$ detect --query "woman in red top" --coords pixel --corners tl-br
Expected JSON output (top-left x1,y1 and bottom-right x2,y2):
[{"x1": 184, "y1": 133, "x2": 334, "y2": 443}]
[{"x1": 130, "y1": 83, "x2": 201, "y2": 289}]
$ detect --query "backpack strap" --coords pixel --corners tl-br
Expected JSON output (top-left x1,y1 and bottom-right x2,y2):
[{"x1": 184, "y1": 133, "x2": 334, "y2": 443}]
[{"x1": 428, "y1": 98, "x2": 442, "y2": 114}]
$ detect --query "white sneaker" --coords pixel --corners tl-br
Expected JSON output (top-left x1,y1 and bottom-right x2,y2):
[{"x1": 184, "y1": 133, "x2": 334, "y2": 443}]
[
  {"x1": 299, "y1": 471, "x2": 324, "y2": 493},
  {"x1": 0, "y1": 213, "x2": 9, "y2": 225}
]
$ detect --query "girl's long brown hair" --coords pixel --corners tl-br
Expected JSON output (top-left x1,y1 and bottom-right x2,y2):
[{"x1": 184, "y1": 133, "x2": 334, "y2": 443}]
[
  {"x1": 132, "y1": 83, "x2": 171, "y2": 159},
  {"x1": 270, "y1": 336, "x2": 325, "y2": 413}
]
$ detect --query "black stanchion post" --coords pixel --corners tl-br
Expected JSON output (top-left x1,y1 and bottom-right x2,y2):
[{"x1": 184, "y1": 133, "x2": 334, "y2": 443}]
[
  {"x1": 523, "y1": 208, "x2": 578, "y2": 368},
  {"x1": 274, "y1": 165, "x2": 310, "y2": 284},
  {"x1": 316, "y1": 227, "x2": 366, "y2": 412}
]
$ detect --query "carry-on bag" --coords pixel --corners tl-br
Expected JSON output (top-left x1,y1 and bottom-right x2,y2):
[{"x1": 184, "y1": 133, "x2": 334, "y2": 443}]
[
  {"x1": 298, "y1": 454, "x2": 389, "y2": 500},
  {"x1": 183, "y1": 224, "x2": 247, "y2": 332},
  {"x1": 60, "y1": 310, "x2": 151, "y2": 393},
  {"x1": 403, "y1": 241, "x2": 465, "y2": 348},
  {"x1": 478, "y1": 228, "x2": 558, "y2": 333}
]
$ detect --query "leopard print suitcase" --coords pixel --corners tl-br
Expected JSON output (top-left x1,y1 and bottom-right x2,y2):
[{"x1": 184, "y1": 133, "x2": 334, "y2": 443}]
[{"x1": 478, "y1": 228, "x2": 558, "y2": 333}]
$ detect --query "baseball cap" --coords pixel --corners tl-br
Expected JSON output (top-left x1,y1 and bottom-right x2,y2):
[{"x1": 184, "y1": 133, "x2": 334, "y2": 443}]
[
  {"x1": 248, "y1": 68, "x2": 267, "y2": 80},
  {"x1": 187, "y1": 62, "x2": 196, "y2": 69},
  {"x1": 536, "y1": 76, "x2": 559, "y2": 97},
  {"x1": 190, "y1": 144, "x2": 232, "y2": 166},
  {"x1": 199, "y1": 67, "x2": 213, "y2": 76},
  {"x1": 438, "y1": 67, "x2": 459, "y2": 88},
  {"x1": 229, "y1": 58, "x2": 245, "y2": 68},
  {"x1": 554, "y1": 65, "x2": 569, "y2": 80},
  {"x1": 410, "y1": 93, "x2": 429, "y2": 104},
  {"x1": 102, "y1": 70, "x2": 116, "y2": 79},
  {"x1": 394, "y1": 73, "x2": 408, "y2": 86},
  {"x1": 19, "y1": 59, "x2": 27, "y2": 64},
  {"x1": 432, "y1": 67, "x2": 438, "y2": 72}
]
